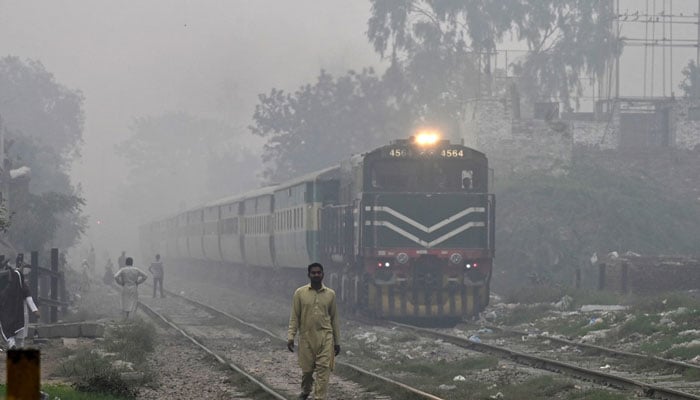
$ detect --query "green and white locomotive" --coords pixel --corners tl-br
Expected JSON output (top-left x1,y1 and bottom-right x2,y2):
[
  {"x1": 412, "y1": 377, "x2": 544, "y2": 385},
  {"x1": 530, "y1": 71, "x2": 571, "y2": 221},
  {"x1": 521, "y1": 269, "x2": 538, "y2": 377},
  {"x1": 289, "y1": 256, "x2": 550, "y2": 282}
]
[{"x1": 140, "y1": 131, "x2": 495, "y2": 321}]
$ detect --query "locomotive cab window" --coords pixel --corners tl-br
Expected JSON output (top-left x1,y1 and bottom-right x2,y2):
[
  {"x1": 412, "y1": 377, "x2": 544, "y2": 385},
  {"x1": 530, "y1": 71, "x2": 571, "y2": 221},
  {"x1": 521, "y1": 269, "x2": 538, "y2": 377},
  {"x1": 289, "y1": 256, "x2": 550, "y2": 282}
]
[{"x1": 368, "y1": 159, "x2": 486, "y2": 192}]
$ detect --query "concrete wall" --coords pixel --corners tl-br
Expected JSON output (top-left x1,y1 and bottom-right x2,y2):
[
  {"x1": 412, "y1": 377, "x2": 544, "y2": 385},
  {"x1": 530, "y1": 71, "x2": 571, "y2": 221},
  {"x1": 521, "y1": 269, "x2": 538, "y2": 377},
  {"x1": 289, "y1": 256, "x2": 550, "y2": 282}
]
[
  {"x1": 463, "y1": 98, "x2": 573, "y2": 178},
  {"x1": 462, "y1": 96, "x2": 700, "y2": 180},
  {"x1": 673, "y1": 98, "x2": 700, "y2": 150},
  {"x1": 570, "y1": 98, "x2": 700, "y2": 151}
]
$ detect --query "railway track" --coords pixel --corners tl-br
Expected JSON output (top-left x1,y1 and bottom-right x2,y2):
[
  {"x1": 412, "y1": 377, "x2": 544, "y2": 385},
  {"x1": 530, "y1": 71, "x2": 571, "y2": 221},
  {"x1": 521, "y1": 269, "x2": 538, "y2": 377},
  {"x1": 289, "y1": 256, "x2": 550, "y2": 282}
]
[
  {"x1": 151, "y1": 268, "x2": 700, "y2": 398},
  {"x1": 486, "y1": 325, "x2": 700, "y2": 379},
  {"x1": 137, "y1": 288, "x2": 445, "y2": 400},
  {"x1": 392, "y1": 321, "x2": 700, "y2": 400}
]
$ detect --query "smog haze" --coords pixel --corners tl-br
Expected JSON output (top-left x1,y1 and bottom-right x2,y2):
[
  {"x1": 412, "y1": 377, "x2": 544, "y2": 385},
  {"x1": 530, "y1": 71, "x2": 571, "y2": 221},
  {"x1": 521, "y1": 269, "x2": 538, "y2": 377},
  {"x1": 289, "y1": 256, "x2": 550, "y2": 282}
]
[{"x1": 0, "y1": 1, "x2": 379, "y2": 257}]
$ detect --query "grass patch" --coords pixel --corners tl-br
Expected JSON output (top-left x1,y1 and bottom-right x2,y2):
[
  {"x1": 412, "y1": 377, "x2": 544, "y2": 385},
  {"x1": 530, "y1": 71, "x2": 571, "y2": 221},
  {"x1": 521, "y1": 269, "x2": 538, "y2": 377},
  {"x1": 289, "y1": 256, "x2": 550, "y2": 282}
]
[
  {"x1": 637, "y1": 334, "x2": 684, "y2": 354},
  {"x1": 616, "y1": 314, "x2": 660, "y2": 337},
  {"x1": 504, "y1": 285, "x2": 566, "y2": 304},
  {"x1": 103, "y1": 318, "x2": 156, "y2": 364},
  {"x1": 683, "y1": 366, "x2": 700, "y2": 381},
  {"x1": 56, "y1": 318, "x2": 157, "y2": 398},
  {"x1": 58, "y1": 348, "x2": 138, "y2": 398},
  {"x1": 566, "y1": 388, "x2": 629, "y2": 400},
  {"x1": 566, "y1": 289, "x2": 626, "y2": 307},
  {"x1": 499, "y1": 304, "x2": 551, "y2": 325},
  {"x1": 0, "y1": 384, "x2": 129, "y2": 399},
  {"x1": 397, "y1": 357, "x2": 497, "y2": 377},
  {"x1": 665, "y1": 344, "x2": 700, "y2": 360},
  {"x1": 625, "y1": 292, "x2": 700, "y2": 314},
  {"x1": 503, "y1": 376, "x2": 574, "y2": 397},
  {"x1": 392, "y1": 332, "x2": 419, "y2": 343}
]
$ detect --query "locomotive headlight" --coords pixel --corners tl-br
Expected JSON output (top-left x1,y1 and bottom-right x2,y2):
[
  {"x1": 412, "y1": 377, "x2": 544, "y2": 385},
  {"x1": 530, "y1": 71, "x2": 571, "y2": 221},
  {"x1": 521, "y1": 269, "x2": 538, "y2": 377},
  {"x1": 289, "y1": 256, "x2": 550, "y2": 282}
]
[
  {"x1": 449, "y1": 253, "x2": 463, "y2": 264},
  {"x1": 414, "y1": 130, "x2": 440, "y2": 146},
  {"x1": 384, "y1": 262, "x2": 391, "y2": 268},
  {"x1": 396, "y1": 252, "x2": 409, "y2": 264},
  {"x1": 465, "y1": 263, "x2": 472, "y2": 269}
]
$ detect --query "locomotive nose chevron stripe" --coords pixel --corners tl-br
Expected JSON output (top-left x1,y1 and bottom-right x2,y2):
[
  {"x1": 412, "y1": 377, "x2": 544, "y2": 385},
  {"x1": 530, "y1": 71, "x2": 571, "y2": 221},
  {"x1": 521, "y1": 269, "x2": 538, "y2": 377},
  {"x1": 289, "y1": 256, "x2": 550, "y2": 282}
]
[
  {"x1": 364, "y1": 205, "x2": 486, "y2": 248},
  {"x1": 365, "y1": 206, "x2": 484, "y2": 232}
]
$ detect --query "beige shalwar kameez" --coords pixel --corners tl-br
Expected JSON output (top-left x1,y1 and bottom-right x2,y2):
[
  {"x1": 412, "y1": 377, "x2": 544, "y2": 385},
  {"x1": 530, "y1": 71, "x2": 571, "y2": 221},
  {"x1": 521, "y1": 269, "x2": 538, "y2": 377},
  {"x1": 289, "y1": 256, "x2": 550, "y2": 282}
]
[
  {"x1": 114, "y1": 266, "x2": 147, "y2": 315},
  {"x1": 288, "y1": 284, "x2": 340, "y2": 400}
]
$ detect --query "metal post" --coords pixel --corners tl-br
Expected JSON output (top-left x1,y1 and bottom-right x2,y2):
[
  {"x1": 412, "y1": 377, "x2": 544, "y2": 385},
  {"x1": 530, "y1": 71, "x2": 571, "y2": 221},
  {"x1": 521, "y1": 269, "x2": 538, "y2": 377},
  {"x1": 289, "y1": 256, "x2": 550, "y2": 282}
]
[
  {"x1": 621, "y1": 262, "x2": 629, "y2": 293},
  {"x1": 6, "y1": 349, "x2": 40, "y2": 400},
  {"x1": 645, "y1": 0, "x2": 649, "y2": 97},
  {"x1": 616, "y1": 0, "x2": 621, "y2": 98},
  {"x1": 574, "y1": 268, "x2": 581, "y2": 289},
  {"x1": 29, "y1": 252, "x2": 39, "y2": 324},
  {"x1": 670, "y1": 0, "x2": 673, "y2": 95},
  {"x1": 50, "y1": 248, "x2": 58, "y2": 323},
  {"x1": 59, "y1": 270, "x2": 68, "y2": 316},
  {"x1": 652, "y1": 0, "x2": 657, "y2": 97},
  {"x1": 38, "y1": 251, "x2": 49, "y2": 324},
  {"x1": 597, "y1": 263, "x2": 606, "y2": 290},
  {"x1": 662, "y1": 0, "x2": 666, "y2": 97}
]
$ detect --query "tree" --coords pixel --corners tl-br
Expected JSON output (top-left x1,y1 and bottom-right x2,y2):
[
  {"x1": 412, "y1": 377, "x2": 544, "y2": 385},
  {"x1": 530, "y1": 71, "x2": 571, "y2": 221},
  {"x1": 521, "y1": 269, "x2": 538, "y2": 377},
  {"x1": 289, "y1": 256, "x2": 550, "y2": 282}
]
[
  {"x1": 0, "y1": 57, "x2": 86, "y2": 251},
  {"x1": 116, "y1": 112, "x2": 258, "y2": 218},
  {"x1": 0, "y1": 57, "x2": 84, "y2": 167},
  {"x1": 250, "y1": 69, "x2": 409, "y2": 181},
  {"x1": 680, "y1": 60, "x2": 700, "y2": 98},
  {"x1": 367, "y1": 0, "x2": 619, "y2": 110},
  {"x1": 7, "y1": 187, "x2": 85, "y2": 252}
]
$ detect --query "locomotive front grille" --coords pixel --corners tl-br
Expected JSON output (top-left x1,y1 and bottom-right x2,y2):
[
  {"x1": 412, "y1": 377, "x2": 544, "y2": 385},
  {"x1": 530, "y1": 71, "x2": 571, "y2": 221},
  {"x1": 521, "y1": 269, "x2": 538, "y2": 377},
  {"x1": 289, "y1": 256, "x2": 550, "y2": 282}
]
[{"x1": 368, "y1": 283, "x2": 487, "y2": 317}]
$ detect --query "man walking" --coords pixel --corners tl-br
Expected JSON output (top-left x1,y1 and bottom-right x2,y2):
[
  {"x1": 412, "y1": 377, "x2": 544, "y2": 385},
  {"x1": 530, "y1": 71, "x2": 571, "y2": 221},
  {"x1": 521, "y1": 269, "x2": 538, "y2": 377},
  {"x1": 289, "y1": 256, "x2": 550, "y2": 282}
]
[
  {"x1": 113, "y1": 257, "x2": 147, "y2": 319},
  {"x1": 287, "y1": 263, "x2": 340, "y2": 400},
  {"x1": 148, "y1": 254, "x2": 165, "y2": 298}
]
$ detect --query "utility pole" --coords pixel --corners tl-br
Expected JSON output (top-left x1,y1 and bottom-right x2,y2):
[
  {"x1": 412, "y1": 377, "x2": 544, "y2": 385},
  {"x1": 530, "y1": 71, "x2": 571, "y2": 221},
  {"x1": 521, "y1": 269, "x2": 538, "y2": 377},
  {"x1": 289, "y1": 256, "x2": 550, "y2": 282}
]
[{"x1": 0, "y1": 113, "x2": 6, "y2": 210}]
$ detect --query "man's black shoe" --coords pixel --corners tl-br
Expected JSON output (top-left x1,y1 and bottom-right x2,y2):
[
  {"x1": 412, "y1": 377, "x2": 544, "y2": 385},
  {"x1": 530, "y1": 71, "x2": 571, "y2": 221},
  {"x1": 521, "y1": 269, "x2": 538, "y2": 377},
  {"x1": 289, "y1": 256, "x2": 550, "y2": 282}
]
[{"x1": 297, "y1": 393, "x2": 310, "y2": 400}]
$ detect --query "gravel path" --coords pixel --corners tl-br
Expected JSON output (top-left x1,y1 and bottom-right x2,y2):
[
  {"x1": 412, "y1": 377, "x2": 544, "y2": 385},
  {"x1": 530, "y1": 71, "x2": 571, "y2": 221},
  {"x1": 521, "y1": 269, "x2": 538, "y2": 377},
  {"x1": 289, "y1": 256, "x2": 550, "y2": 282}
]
[{"x1": 24, "y1": 267, "x2": 637, "y2": 399}]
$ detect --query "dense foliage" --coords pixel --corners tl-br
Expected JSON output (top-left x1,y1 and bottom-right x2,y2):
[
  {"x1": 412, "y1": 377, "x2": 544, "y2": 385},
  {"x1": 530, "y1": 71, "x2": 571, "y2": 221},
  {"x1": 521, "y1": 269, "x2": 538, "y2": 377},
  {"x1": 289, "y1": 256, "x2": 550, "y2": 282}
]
[
  {"x1": 494, "y1": 156, "x2": 700, "y2": 290},
  {"x1": 680, "y1": 60, "x2": 700, "y2": 98},
  {"x1": 116, "y1": 112, "x2": 258, "y2": 217},
  {"x1": 0, "y1": 56, "x2": 86, "y2": 251},
  {"x1": 367, "y1": 0, "x2": 619, "y2": 110},
  {"x1": 251, "y1": 69, "x2": 410, "y2": 181}
]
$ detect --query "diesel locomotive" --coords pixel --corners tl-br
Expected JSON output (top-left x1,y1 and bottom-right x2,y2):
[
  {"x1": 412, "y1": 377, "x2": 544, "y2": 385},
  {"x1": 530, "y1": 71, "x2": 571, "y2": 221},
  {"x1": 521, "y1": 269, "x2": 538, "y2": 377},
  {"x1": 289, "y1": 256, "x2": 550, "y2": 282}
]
[{"x1": 139, "y1": 131, "x2": 495, "y2": 320}]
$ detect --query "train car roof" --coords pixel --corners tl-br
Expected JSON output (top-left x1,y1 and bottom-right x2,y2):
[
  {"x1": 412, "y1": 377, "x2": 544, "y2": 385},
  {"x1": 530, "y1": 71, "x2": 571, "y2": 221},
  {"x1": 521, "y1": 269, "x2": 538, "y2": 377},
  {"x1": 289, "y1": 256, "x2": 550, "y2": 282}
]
[
  {"x1": 273, "y1": 165, "x2": 340, "y2": 192},
  {"x1": 206, "y1": 185, "x2": 277, "y2": 207}
]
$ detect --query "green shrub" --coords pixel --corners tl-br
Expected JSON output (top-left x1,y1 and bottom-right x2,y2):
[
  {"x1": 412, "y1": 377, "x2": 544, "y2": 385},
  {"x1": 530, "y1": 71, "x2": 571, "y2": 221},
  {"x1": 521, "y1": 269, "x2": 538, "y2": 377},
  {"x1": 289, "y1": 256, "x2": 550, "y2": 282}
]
[
  {"x1": 626, "y1": 292, "x2": 700, "y2": 314},
  {"x1": 58, "y1": 348, "x2": 136, "y2": 398},
  {"x1": 103, "y1": 318, "x2": 156, "y2": 364},
  {"x1": 57, "y1": 318, "x2": 157, "y2": 398}
]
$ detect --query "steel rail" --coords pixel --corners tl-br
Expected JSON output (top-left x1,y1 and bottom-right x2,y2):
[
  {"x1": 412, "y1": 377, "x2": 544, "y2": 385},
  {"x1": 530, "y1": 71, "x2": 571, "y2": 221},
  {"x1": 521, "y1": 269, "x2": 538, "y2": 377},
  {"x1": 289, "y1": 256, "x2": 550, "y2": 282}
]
[
  {"x1": 137, "y1": 300, "x2": 288, "y2": 400},
  {"x1": 392, "y1": 322, "x2": 700, "y2": 400},
  {"x1": 485, "y1": 325, "x2": 700, "y2": 374},
  {"x1": 163, "y1": 288, "x2": 446, "y2": 400}
]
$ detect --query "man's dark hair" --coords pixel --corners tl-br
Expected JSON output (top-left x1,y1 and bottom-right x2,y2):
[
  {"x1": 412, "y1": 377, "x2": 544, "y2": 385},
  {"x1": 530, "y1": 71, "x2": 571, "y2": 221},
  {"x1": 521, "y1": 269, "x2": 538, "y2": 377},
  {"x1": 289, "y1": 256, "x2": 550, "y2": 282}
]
[
  {"x1": 126, "y1": 257, "x2": 133, "y2": 266},
  {"x1": 155, "y1": 254, "x2": 160, "y2": 260},
  {"x1": 308, "y1": 262, "x2": 323, "y2": 273}
]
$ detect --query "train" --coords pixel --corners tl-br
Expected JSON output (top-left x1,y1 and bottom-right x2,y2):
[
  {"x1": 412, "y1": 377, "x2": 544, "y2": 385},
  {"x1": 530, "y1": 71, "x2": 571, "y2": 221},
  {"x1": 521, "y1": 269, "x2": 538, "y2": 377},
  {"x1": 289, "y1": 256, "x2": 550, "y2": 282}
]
[{"x1": 139, "y1": 131, "x2": 495, "y2": 320}]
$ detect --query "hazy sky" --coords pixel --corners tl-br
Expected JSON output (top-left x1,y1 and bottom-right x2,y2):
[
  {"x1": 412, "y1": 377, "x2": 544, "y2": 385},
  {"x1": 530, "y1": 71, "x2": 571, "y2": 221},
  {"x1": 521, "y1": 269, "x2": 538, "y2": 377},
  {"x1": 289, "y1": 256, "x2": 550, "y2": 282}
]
[
  {"x1": 1, "y1": 0, "x2": 698, "y2": 261},
  {"x1": 0, "y1": 0, "x2": 380, "y2": 258}
]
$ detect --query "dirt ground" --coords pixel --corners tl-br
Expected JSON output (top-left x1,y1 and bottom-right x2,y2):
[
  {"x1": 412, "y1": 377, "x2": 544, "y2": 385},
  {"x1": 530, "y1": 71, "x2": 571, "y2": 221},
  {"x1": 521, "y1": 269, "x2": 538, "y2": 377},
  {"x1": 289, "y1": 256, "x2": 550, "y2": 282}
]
[{"x1": 0, "y1": 275, "x2": 253, "y2": 399}]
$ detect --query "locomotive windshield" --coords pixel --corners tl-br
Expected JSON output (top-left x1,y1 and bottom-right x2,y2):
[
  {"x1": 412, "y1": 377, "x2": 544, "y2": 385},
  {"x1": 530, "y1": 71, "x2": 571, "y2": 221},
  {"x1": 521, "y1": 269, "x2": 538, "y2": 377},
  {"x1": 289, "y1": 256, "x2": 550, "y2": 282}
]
[{"x1": 368, "y1": 159, "x2": 486, "y2": 192}]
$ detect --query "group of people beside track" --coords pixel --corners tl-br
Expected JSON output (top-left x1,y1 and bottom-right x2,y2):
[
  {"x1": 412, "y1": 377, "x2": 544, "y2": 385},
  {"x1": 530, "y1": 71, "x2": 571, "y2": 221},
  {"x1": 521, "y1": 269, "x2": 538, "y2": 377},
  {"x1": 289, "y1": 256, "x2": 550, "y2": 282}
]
[
  {"x1": 111, "y1": 253, "x2": 165, "y2": 319},
  {"x1": 0, "y1": 246, "x2": 339, "y2": 400}
]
